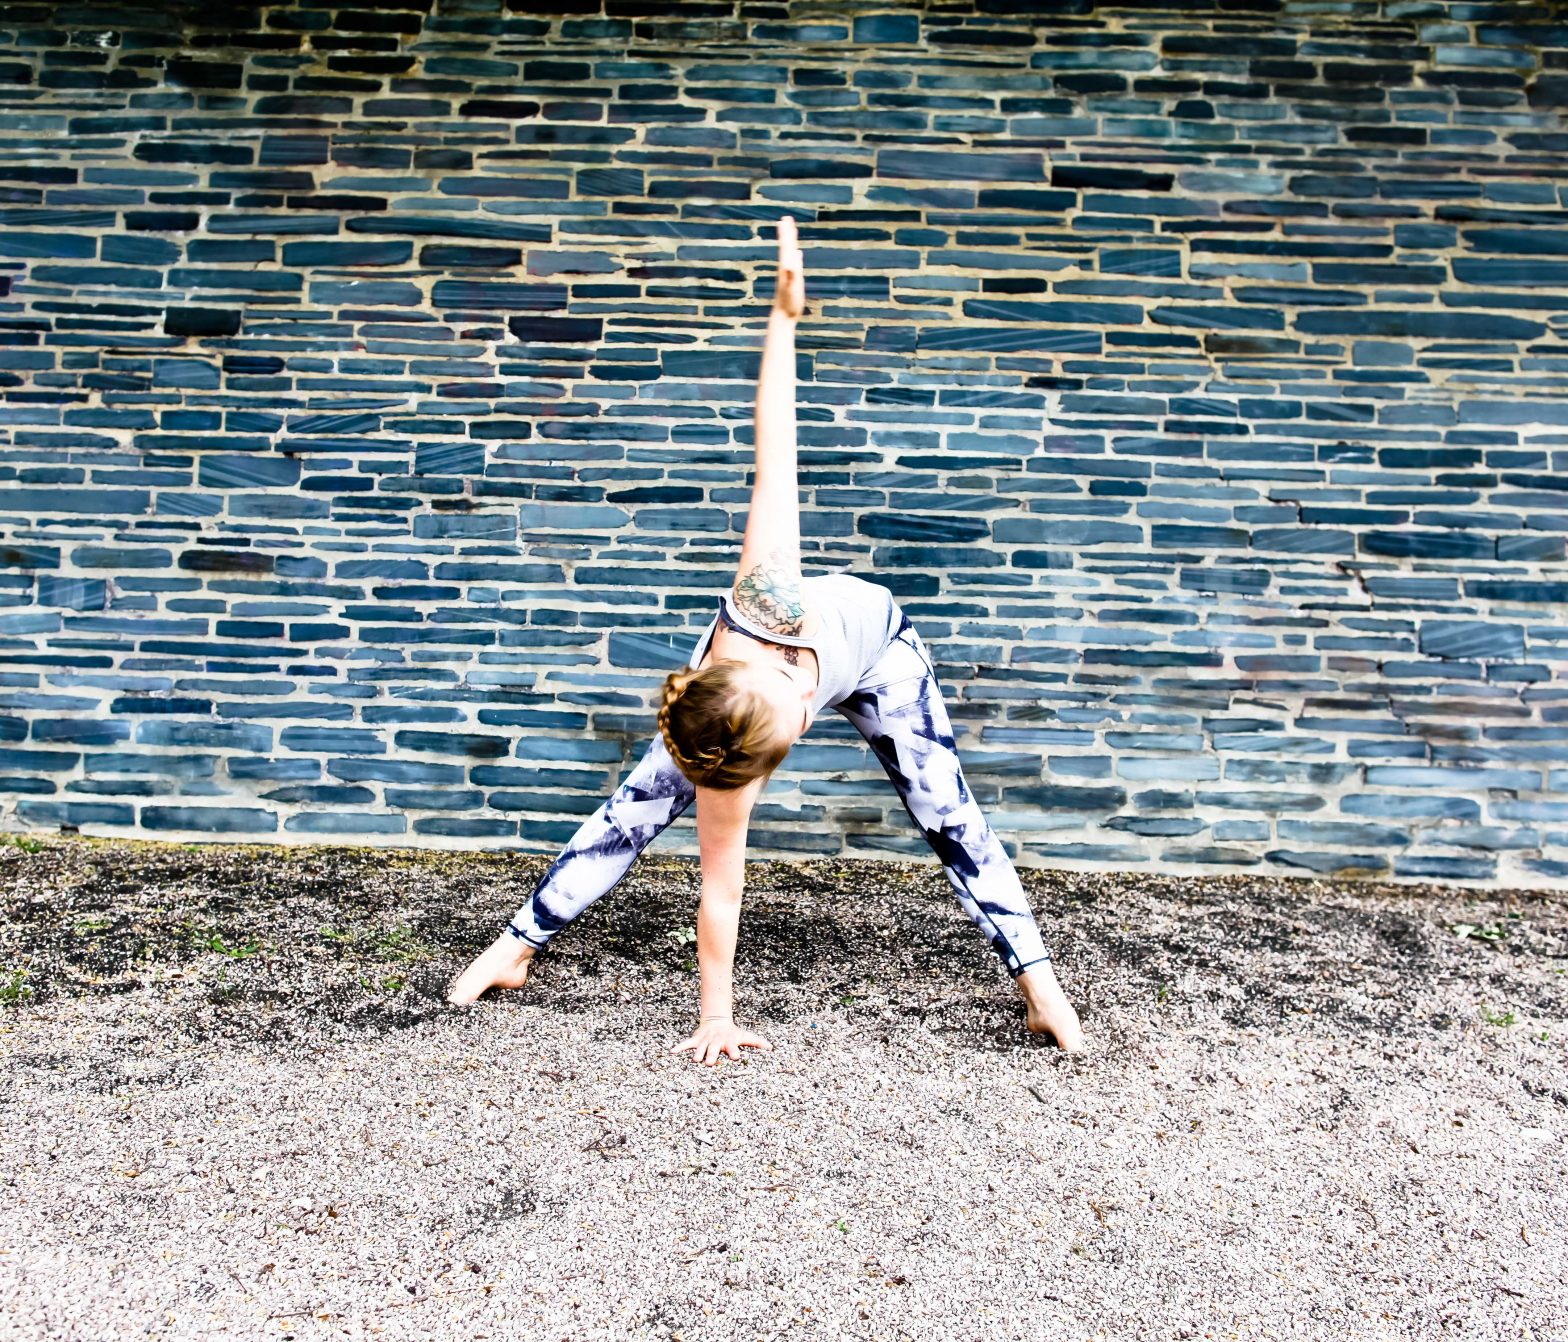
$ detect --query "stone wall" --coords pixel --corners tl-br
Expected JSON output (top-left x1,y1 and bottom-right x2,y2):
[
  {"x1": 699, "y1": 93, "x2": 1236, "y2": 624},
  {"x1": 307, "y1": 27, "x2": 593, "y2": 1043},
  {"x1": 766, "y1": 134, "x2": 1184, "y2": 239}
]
[{"x1": 2, "y1": 0, "x2": 1566, "y2": 885}]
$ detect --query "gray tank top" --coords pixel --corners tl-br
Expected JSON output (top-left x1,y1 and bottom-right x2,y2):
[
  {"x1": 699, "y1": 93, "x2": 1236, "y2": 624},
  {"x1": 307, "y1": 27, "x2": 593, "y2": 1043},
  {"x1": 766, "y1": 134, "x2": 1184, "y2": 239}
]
[{"x1": 687, "y1": 572, "x2": 901, "y2": 723}]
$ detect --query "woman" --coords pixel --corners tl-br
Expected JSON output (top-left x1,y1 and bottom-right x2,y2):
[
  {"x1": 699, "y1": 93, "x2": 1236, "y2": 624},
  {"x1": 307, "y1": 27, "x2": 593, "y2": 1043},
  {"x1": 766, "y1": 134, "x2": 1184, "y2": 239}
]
[{"x1": 448, "y1": 217, "x2": 1085, "y2": 1059}]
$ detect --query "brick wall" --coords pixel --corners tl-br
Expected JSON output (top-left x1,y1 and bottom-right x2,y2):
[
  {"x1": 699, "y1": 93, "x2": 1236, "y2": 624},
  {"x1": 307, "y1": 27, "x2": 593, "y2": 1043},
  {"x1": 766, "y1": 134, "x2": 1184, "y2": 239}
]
[{"x1": 2, "y1": 0, "x2": 1566, "y2": 886}]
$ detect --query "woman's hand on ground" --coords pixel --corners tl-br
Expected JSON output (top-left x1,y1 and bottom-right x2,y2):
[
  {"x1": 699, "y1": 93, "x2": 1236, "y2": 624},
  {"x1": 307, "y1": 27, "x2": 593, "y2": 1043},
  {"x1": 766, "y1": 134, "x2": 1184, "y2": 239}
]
[
  {"x1": 772, "y1": 215, "x2": 805, "y2": 319},
  {"x1": 670, "y1": 1018, "x2": 774, "y2": 1066}
]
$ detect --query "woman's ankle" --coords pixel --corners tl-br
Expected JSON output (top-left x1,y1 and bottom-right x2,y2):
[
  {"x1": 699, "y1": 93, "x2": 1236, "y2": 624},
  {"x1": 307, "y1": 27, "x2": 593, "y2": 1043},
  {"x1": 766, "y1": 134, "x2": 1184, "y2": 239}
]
[
  {"x1": 499, "y1": 932, "x2": 537, "y2": 959},
  {"x1": 1015, "y1": 961, "x2": 1061, "y2": 998}
]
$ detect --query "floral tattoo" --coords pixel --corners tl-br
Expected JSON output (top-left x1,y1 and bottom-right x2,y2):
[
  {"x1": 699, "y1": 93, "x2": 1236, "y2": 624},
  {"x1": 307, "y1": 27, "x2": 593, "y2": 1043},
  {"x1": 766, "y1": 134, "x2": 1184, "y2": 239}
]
[{"x1": 734, "y1": 550, "x2": 806, "y2": 647}]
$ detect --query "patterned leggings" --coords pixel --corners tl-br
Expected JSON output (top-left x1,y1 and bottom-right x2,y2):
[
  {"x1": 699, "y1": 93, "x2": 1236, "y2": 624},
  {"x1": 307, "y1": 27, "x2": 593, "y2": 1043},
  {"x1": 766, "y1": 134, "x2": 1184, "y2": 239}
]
[{"x1": 506, "y1": 613, "x2": 1052, "y2": 979}]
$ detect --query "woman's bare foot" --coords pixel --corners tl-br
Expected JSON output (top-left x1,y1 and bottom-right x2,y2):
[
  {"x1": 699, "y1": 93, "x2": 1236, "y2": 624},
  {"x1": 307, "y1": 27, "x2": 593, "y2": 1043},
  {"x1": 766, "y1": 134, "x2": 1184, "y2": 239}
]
[
  {"x1": 447, "y1": 932, "x2": 537, "y2": 1005},
  {"x1": 1016, "y1": 962, "x2": 1085, "y2": 1051}
]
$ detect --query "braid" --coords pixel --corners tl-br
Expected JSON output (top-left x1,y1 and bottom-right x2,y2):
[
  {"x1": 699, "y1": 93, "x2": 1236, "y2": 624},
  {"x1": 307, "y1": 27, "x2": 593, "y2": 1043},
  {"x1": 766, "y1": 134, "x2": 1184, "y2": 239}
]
[
  {"x1": 658, "y1": 671, "x2": 702, "y2": 774},
  {"x1": 658, "y1": 668, "x2": 725, "y2": 778}
]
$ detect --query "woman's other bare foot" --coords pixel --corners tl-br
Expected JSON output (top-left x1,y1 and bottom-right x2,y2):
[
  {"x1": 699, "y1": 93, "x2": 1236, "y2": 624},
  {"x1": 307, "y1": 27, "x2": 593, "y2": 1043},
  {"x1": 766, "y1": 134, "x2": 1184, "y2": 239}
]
[
  {"x1": 1016, "y1": 962, "x2": 1085, "y2": 1051},
  {"x1": 447, "y1": 932, "x2": 536, "y2": 1005}
]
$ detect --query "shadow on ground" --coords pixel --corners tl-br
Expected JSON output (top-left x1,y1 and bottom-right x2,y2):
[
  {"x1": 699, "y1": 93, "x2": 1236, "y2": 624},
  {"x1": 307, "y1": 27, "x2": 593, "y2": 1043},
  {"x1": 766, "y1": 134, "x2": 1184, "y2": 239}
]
[{"x1": 2, "y1": 836, "x2": 1563, "y2": 1056}]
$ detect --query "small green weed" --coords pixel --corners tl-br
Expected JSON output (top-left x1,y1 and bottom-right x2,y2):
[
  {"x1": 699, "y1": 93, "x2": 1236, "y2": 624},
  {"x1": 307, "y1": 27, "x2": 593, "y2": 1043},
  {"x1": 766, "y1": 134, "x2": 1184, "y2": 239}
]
[
  {"x1": 669, "y1": 925, "x2": 698, "y2": 971},
  {"x1": 1451, "y1": 913, "x2": 1522, "y2": 944},
  {"x1": 71, "y1": 915, "x2": 114, "y2": 936},
  {"x1": 0, "y1": 834, "x2": 45, "y2": 854},
  {"x1": 1480, "y1": 1006, "x2": 1517, "y2": 1027},
  {"x1": 371, "y1": 924, "x2": 434, "y2": 963},
  {"x1": 359, "y1": 972, "x2": 407, "y2": 995},
  {"x1": 179, "y1": 919, "x2": 263, "y2": 959},
  {"x1": 326, "y1": 923, "x2": 433, "y2": 960},
  {"x1": 0, "y1": 968, "x2": 35, "y2": 1005},
  {"x1": 838, "y1": 974, "x2": 877, "y2": 1007}
]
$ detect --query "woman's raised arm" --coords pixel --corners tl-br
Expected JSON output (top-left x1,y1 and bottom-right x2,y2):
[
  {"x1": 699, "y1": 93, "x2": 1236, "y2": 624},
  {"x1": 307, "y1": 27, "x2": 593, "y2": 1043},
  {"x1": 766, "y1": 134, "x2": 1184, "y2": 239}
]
[{"x1": 731, "y1": 216, "x2": 807, "y2": 636}]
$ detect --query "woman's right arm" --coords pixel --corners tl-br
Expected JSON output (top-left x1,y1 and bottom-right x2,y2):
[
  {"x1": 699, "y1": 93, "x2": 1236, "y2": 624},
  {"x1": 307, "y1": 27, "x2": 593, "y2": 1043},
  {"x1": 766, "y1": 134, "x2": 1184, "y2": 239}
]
[{"x1": 670, "y1": 775, "x2": 775, "y2": 1065}]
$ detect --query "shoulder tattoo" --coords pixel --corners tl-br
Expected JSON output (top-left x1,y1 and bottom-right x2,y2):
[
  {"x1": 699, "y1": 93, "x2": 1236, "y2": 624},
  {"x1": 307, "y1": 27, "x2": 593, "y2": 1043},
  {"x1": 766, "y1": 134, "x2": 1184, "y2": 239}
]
[{"x1": 734, "y1": 548, "x2": 806, "y2": 638}]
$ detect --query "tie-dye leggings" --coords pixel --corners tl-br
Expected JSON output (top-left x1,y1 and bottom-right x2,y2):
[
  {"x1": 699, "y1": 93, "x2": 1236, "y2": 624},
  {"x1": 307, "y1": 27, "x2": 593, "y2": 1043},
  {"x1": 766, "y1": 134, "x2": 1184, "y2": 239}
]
[{"x1": 505, "y1": 612, "x2": 1053, "y2": 979}]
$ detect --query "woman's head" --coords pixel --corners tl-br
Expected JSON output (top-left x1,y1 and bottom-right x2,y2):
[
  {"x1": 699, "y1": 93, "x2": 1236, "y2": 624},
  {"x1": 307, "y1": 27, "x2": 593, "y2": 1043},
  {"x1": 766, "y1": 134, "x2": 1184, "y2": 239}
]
[{"x1": 657, "y1": 658, "x2": 810, "y2": 790}]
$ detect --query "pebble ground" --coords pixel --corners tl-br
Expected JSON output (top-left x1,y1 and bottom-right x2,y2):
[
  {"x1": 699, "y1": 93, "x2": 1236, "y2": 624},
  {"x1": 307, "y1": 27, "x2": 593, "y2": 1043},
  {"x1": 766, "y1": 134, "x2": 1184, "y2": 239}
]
[{"x1": 1, "y1": 837, "x2": 1564, "y2": 1341}]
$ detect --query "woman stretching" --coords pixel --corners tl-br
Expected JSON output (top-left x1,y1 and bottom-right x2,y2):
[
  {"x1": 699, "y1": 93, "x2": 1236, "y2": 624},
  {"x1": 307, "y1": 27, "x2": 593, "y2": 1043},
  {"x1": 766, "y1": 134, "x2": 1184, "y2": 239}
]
[{"x1": 448, "y1": 217, "x2": 1085, "y2": 1059}]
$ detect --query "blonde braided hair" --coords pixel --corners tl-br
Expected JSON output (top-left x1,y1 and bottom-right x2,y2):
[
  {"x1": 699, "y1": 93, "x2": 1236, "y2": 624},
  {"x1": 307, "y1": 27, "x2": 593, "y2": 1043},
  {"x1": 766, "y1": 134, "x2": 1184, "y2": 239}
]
[{"x1": 657, "y1": 659, "x2": 791, "y2": 791}]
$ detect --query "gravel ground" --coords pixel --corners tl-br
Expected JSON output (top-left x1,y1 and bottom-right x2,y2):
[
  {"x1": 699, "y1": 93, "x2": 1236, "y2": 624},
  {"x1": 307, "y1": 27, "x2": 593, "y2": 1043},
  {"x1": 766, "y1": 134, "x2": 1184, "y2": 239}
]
[{"x1": 1, "y1": 836, "x2": 1565, "y2": 1341}]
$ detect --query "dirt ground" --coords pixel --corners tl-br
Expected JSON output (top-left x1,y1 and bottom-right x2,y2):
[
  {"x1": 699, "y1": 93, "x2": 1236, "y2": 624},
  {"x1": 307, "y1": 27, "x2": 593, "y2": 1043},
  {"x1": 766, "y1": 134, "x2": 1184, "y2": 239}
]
[{"x1": 1, "y1": 836, "x2": 1564, "y2": 1341}]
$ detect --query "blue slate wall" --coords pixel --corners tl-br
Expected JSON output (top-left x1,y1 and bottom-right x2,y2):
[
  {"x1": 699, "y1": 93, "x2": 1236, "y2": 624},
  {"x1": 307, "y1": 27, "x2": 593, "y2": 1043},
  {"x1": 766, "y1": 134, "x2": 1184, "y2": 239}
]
[{"x1": 1, "y1": 1, "x2": 1566, "y2": 886}]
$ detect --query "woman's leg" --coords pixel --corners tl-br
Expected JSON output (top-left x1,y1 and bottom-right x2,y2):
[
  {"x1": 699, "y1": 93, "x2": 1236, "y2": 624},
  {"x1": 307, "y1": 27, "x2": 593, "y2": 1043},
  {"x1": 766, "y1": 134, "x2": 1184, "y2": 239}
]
[
  {"x1": 505, "y1": 729, "x2": 697, "y2": 952},
  {"x1": 834, "y1": 614, "x2": 1052, "y2": 979}
]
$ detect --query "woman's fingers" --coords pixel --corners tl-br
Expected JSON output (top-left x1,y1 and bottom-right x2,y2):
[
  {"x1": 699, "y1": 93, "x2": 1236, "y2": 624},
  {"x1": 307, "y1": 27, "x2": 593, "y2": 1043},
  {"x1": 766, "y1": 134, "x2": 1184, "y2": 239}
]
[
  {"x1": 773, "y1": 215, "x2": 806, "y2": 316},
  {"x1": 670, "y1": 1026, "x2": 775, "y2": 1064},
  {"x1": 777, "y1": 217, "x2": 805, "y2": 290}
]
